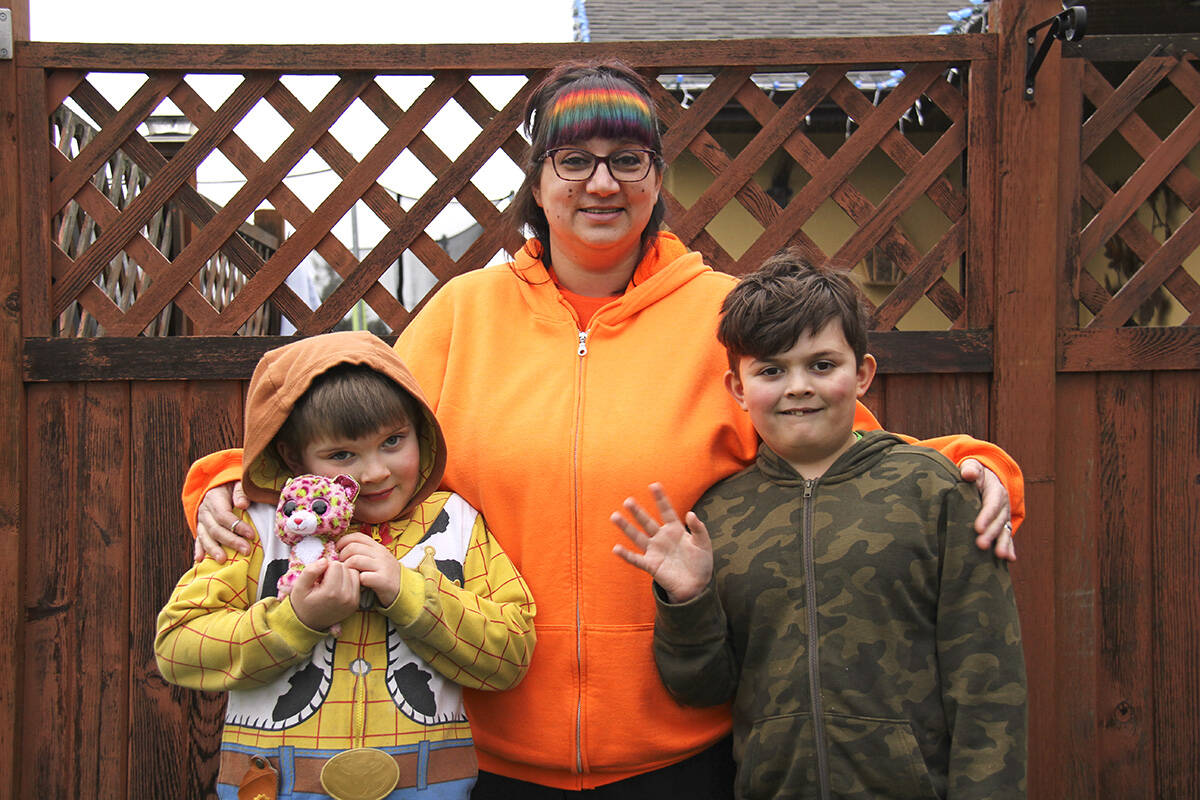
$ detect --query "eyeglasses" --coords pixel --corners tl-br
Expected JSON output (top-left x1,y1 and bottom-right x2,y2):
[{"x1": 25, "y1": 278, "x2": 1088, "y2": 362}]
[{"x1": 543, "y1": 147, "x2": 658, "y2": 182}]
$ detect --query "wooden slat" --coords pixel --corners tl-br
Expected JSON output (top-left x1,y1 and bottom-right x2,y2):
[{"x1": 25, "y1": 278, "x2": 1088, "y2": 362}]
[
  {"x1": 20, "y1": 37, "x2": 998, "y2": 72},
  {"x1": 1059, "y1": 326, "x2": 1200, "y2": 371},
  {"x1": 737, "y1": 61, "x2": 943, "y2": 273},
  {"x1": 667, "y1": 70, "x2": 835, "y2": 243},
  {"x1": 48, "y1": 72, "x2": 180, "y2": 213},
  {"x1": 67, "y1": 80, "x2": 306, "y2": 330},
  {"x1": 1088, "y1": 202, "x2": 1200, "y2": 327},
  {"x1": 991, "y1": 2, "x2": 1063, "y2": 797},
  {"x1": 1150, "y1": 371, "x2": 1200, "y2": 800},
  {"x1": 1054, "y1": 374, "x2": 1099, "y2": 798},
  {"x1": 130, "y1": 381, "x2": 240, "y2": 799},
  {"x1": 117, "y1": 72, "x2": 365, "y2": 334},
  {"x1": 1079, "y1": 55, "x2": 1178, "y2": 159},
  {"x1": 21, "y1": 384, "x2": 76, "y2": 796},
  {"x1": 22, "y1": 331, "x2": 994, "y2": 382},
  {"x1": 53, "y1": 73, "x2": 277, "y2": 317},
  {"x1": 0, "y1": 5, "x2": 31, "y2": 795},
  {"x1": 966, "y1": 57, "x2": 998, "y2": 329},
  {"x1": 870, "y1": 216, "x2": 967, "y2": 330},
  {"x1": 1096, "y1": 373, "x2": 1157, "y2": 797},
  {"x1": 311, "y1": 73, "x2": 537, "y2": 329},
  {"x1": 874, "y1": 372, "x2": 991, "y2": 441},
  {"x1": 1079, "y1": 97, "x2": 1200, "y2": 262}
]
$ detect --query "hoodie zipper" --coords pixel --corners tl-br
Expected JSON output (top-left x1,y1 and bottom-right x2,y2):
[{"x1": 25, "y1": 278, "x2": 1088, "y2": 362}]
[
  {"x1": 572, "y1": 326, "x2": 590, "y2": 774},
  {"x1": 802, "y1": 477, "x2": 831, "y2": 800}
]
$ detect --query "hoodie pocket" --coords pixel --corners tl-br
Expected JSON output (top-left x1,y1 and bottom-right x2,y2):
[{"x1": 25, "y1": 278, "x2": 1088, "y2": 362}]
[
  {"x1": 738, "y1": 712, "x2": 937, "y2": 800},
  {"x1": 824, "y1": 712, "x2": 938, "y2": 800}
]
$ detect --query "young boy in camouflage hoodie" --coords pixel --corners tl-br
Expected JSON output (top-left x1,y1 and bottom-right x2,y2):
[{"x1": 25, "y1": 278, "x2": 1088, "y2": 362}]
[{"x1": 612, "y1": 251, "x2": 1027, "y2": 800}]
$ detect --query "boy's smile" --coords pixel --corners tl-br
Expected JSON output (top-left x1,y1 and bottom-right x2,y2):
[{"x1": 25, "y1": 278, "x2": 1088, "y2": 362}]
[
  {"x1": 725, "y1": 320, "x2": 876, "y2": 480},
  {"x1": 283, "y1": 420, "x2": 422, "y2": 525}
]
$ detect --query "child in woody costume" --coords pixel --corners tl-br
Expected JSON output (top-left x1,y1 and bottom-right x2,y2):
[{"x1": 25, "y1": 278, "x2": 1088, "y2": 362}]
[{"x1": 156, "y1": 331, "x2": 536, "y2": 800}]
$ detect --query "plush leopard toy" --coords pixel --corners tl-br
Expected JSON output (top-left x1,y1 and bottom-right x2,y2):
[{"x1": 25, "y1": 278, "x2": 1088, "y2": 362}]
[{"x1": 275, "y1": 474, "x2": 360, "y2": 622}]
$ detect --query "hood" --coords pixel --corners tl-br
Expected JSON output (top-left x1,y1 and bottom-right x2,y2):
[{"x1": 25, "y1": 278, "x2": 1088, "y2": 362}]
[
  {"x1": 241, "y1": 331, "x2": 447, "y2": 518},
  {"x1": 756, "y1": 429, "x2": 906, "y2": 485},
  {"x1": 510, "y1": 232, "x2": 712, "y2": 324}
]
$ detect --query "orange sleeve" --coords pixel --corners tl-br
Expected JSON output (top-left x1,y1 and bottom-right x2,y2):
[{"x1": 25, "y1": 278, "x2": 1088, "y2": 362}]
[
  {"x1": 852, "y1": 401, "x2": 1025, "y2": 532},
  {"x1": 181, "y1": 449, "x2": 245, "y2": 536}
]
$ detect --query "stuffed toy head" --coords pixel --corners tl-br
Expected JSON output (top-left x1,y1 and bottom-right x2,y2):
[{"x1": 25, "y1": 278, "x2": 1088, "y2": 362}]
[
  {"x1": 274, "y1": 474, "x2": 360, "y2": 617},
  {"x1": 275, "y1": 474, "x2": 359, "y2": 546}
]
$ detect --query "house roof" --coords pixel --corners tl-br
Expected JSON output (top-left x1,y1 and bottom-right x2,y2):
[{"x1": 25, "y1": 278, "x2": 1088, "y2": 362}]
[{"x1": 576, "y1": 0, "x2": 986, "y2": 42}]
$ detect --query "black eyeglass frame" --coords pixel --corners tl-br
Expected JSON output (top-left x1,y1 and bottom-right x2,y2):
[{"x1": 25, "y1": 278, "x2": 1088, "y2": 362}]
[{"x1": 541, "y1": 147, "x2": 661, "y2": 182}]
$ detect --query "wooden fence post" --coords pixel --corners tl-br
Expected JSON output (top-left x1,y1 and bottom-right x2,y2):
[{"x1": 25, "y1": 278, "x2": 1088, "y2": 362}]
[
  {"x1": 991, "y1": 0, "x2": 1063, "y2": 797},
  {"x1": 0, "y1": 3, "x2": 30, "y2": 799}
]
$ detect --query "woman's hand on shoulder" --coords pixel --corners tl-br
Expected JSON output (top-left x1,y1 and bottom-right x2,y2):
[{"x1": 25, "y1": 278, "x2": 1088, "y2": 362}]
[
  {"x1": 960, "y1": 459, "x2": 1016, "y2": 562},
  {"x1": 194, "y1": 480, "x2": 253, "y2": 563},
  {"x1": 611, "y1": 483, "x2": 713, "y2": 604}
]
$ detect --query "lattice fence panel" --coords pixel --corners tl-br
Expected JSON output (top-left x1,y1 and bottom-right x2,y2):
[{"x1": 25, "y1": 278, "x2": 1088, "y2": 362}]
[
  {"x1": 35, "y1": 45, "x2": 992, "y2": 338},
  {"x1": 1075, "y1": 50, "x2": 1200, "y2": 328}
]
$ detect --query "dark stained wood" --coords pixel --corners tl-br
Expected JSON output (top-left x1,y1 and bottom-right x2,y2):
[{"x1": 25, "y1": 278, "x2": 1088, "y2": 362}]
[
  {"x1": 48, "y1": 72, "x2": 180, "y2": 213},
  {"x1": 66, "y1": 80, "x2": 307, "y2": 331},
  {"x1": 1058, "y1": 327, "x2": 1200, "y2": 371},
  {"x1": 119, "y1": 73, "x2": 369, "y2": 335},
  {"x1": 966, "y1": 55, "x2": 998, "y2": 329},
  {"x1": 875, "y1": 372, "x2": 991, "y2": 442},
  {"x1": 21, "y1": 383, "x2": 131, "y2": 797},
  {"x1": 1079, "y1": 100, "x2": 1200, "y2": 264},
  {"x1": 1151, "y1": 372, "x2": 1200, "y2": 800},
  {"x1": 52, "y1": 73, "x2": 277, "y2": 319},
  {"x1": 1065, "y1": 34, "x2": 1200, "y2": 61},
  {"x1": 22, "y1": 331, "x2": 992, "y2": 382},
  {"x1": 1096, "y1": 373, "x2": 1157, "y2": 797},
  {"x1": 0, "y1": 5, "x2": 31, "y2": 797},
  {"x1": 130, "y1": 380, "x2": 243, "y2": 799},
  {"x1": 1053, "y1": 374, "x2": 1099, "y2": 797},
  {"x1": 992, "y1": 1, "x2": 1064, "y2": 797},
  {"x1": 740, "y1": 62, "x2": 946, "y2": 271},
  {"x1": 20, "y1": 37, "x2": 998, "y2": 73}
]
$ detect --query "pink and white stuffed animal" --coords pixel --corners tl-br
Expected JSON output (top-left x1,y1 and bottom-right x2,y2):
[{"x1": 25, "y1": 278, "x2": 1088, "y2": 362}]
[{"x1": 275, "y1": 474, "x2": 360, "y2": 617}]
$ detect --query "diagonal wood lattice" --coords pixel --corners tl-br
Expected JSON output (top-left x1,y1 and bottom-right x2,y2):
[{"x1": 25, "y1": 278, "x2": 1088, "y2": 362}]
[
  {"x1": 34, "y1": 44, "x2": 995, "y2": 338},
  {"x1": 1074, "y1": 50, "x2": 1200, "y2": 328}
]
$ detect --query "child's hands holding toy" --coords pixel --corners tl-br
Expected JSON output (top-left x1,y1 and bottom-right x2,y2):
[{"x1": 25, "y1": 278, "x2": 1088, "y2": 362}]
[
  {"x1": 289, "y1": 559, "x2": 362, "y2": 632},
  {"x1": 611, "y1": 483, "x2": 713, "y2": 604},
  {"x1": 337, "y1": 532, "x2": 403, "y2": 608}
]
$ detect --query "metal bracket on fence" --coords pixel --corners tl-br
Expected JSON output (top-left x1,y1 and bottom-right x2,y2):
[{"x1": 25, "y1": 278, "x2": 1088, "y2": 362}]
[
  {"x1": 0, "y1": 9, "x2": 13, "y2": 60},
  {"x1": 1025, "y1": 4, "x2": 1087, "y2": 101}
]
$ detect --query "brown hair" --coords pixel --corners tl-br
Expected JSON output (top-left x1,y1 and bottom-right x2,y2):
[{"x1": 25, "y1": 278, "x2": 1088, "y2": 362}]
[
  {"x1": 717, "y1": 249, "x2": 870, "y2": 371},
  {"x1": 506, "y1": 59, "x2": 667, "y2": 270},
  {"x1": 273, "y1": 363, "x2": 420, "y2": 458}
]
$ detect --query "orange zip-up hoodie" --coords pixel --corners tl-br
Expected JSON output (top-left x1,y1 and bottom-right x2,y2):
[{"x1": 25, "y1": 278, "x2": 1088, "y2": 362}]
[{"x1": 184, "y1": 234, "x2": 1024, "y2": 790}]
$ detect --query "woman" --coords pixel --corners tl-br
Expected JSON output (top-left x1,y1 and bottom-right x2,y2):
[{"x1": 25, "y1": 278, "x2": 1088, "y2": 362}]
[{"x1": 187, "y1": 60, "x2": 1022, "y2": 797}]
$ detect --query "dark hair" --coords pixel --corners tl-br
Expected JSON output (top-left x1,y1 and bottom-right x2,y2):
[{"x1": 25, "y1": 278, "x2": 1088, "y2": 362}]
[
  {"x1": 717, "y1": 249, "x2": 870, "y2": 371},
  {"x1": 506, "y1": 59, "x2": 667, "y2": 269},
  {"x1": 273, "y1": 363, "x2": 420, "y2": 457}
]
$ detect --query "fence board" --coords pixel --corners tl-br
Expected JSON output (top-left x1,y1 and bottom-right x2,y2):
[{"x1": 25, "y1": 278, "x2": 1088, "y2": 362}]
[
  {"x1": 19, "y1": 37, "x2": 998, "y2": 72},
  {"x1": 1151, "y1": 372, "x2": 1200, "y2": 800},
  {"x1": 1095, "y1": 374, "x2": 1157, "y2": 796},
  {"x1": 130, "y1": 380, "x2": 245, "y2": 799},
  {"x1": 1054, "y1": 374, "x2": 1099, "y2": 798},
  {"x1": 21, "y1": 382, "x2": 131, "y2": 797}
]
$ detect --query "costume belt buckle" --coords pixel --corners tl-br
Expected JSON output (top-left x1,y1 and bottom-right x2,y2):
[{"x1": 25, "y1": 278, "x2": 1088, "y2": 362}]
[{"x1": 321, "y1": 747, "x2": 400, "y2": 800}]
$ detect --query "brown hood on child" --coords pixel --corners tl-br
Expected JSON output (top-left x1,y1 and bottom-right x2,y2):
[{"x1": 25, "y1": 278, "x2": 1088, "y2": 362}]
[{"x1": 240, "y1": 331, "x2": 446, "y2": 520}]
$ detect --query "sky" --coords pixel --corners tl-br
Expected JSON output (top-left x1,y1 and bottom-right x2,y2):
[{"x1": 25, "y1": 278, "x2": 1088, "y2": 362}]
[
  {"x1": 29, "y1": 0, "x2": 575, "y2": 44},
  {"x1": 29, "y1": 0, "x2": 577, "y2": 315}
]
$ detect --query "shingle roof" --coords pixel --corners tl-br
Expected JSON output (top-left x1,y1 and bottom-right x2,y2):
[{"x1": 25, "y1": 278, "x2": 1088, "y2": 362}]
[{"x1": 577, "y1": 0, "x2": 984, "y2": 42}]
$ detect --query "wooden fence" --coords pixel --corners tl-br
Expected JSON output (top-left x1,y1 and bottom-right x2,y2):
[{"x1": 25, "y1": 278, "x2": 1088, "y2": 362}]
[{"x1": 1, "y1": 0, "x2": 1197, "y2": 797}]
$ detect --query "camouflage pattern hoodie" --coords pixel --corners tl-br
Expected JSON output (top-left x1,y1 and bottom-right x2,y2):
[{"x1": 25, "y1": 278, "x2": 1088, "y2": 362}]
[{"x1": 654, "y1": 430, "x2": 1027, "y2": 800}]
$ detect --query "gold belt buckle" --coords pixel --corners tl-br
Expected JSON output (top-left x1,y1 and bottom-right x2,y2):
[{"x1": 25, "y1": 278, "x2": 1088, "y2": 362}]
[{"x1": 320, "y1": 747, "x2": 401, "y2": 800}]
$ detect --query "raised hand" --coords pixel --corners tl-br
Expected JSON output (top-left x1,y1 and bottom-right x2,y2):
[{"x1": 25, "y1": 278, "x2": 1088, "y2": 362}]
[{"x1": 611, "y1": 483, "x2": 713, "y2": 604}]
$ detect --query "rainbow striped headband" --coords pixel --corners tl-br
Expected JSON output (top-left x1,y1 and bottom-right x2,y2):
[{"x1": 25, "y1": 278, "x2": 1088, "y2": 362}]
[{"x1": 542, "y1": 86, "x2": 658, "y2": 152}]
